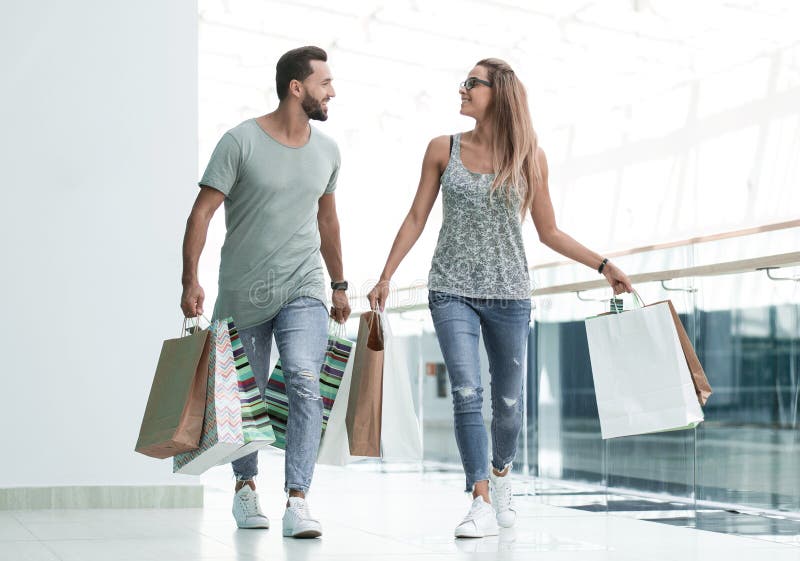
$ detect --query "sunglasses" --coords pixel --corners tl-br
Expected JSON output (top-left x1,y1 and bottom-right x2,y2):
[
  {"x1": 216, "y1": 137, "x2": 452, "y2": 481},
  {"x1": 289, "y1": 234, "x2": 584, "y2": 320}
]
[{"x1": 459, "y1": 77, "x2": 493, "y2": 90}]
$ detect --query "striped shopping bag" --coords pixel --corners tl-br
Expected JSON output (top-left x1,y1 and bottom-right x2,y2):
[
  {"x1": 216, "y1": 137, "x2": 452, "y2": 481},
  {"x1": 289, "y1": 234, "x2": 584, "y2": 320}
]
[{"x1": 265, "y1": 324, "x2": 353, "y2": 450}]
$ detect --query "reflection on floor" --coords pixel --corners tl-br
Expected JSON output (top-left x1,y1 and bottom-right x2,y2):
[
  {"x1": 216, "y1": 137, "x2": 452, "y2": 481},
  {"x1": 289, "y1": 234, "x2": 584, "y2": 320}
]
[
  {"x1": 533, "y1": 482, "x2": 800, "y2": 547},
  {"x1": 1, "y1": 451, "x2": 798, "y2": 560}
]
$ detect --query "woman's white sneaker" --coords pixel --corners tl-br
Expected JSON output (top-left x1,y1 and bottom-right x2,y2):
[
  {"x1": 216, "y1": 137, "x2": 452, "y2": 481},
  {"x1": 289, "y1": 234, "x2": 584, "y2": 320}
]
[
  {"x1": 232, "y1": 486, "x2": 270, "y2": 529},
  {"x1": 454, "y1": 496, "x2": 499, "y2": 538},
  {"x1": 489, "y1": 468, "x2": 516, "y2": 528},
  {"x1": 282, "y1": 497, "x2": 322, "y2": 538}
]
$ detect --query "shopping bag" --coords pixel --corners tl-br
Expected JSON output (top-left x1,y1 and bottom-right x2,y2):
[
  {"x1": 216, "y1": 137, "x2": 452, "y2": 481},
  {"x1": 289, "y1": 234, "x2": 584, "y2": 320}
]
[
  {"x1": 594, "y1": 297, "x2": 712, "y2": 406},
  {"x1": 345, "y1": 311, "x2": 384, "y2": 456},
  {"x1": 584, "y1": 292, "x2": 704, "y2": 439},
  {"x1": 318, "y1": 310, "x2": 422, "y2": 465},
  {"x1": 321, "y1": 324, "x2": 353, "y2": 430},
  {"x1": 379, "y1": 311, "x2": 423, "y2": 461},
  {"x1": 173, "y1": 318, "x2": 244, "y2": 474},
  {"x1": 219, "y1": 320, "x2": 276, "y2": 463},
  {"x1": 265, "y1": 322, "x2": 353, "y2": 450},
  {"x1": 653, "y1": 300, "x2": 712, "y2": 406},
  {"x1": 316, "y1": 347, "x2": 359, "y2": 465},
  {"x1": 135, "y1": 318, "x2": 210, "y2": 459}
]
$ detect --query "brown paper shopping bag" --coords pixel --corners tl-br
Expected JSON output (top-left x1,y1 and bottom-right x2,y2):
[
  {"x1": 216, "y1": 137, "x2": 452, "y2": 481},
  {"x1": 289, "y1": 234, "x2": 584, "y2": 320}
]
[
  {"x1": 650, "y1": 300, "x2": 713, "y2": 406},
  {"x1": 345, "y1": 311, "x2": 384, "y2": 456},
  {"x1": 135, "y1": 321, "x2": 211, "y2": 458}
]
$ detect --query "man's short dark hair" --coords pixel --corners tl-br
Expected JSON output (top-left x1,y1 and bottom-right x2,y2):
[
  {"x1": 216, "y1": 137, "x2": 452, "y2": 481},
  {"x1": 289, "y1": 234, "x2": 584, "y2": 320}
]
[{"x1": 275, "y1": 46, "x2": 328, "y2": 101}]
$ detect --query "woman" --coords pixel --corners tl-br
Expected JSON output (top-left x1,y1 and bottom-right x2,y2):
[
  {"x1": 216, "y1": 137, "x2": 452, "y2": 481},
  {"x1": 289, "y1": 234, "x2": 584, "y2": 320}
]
[{"x1": 367, "y1": 58, "x2": 633, "y2": 538}]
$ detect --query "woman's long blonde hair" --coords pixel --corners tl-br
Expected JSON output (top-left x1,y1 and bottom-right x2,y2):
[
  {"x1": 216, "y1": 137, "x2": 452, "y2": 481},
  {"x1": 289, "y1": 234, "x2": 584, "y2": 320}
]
[{"x1": 476, "y1": 58, "x2": 541, "y2": 218}]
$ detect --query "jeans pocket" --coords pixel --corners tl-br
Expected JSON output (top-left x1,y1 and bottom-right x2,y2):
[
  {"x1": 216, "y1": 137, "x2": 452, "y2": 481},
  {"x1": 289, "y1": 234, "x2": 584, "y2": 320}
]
[
  {"x1": 516, "y1": 298, "x2": 532, "y2": 311},
  {"x1": 428, "y1": 290, "x2": 450, "y2": 309}
]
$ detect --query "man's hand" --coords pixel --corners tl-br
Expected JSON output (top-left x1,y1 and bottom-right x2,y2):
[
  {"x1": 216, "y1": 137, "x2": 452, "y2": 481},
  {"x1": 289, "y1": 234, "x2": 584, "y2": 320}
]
[
  {"x1": 181, "y1": 282, "x2": 205, "y2": 318},
  {"x1": 330, "y1": 289, "x2": 351, "y2": 323}
]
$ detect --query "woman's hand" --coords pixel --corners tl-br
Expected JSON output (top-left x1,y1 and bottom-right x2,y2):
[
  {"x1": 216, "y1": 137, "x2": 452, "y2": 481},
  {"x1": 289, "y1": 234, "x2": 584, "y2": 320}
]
[
  {"x1": 367, "y1": 280, "x2": 391, "y2": 312},
  {"x1": 602, "y1": 261, "x2": 634, "y2": 295}
]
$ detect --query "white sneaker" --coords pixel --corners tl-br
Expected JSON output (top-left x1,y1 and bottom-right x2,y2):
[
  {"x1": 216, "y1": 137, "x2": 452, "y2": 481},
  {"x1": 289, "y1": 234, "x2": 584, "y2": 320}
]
[
  {"x1": 489, "y1": 467, "x2": 516, "y2": 528},
  {"x1": 232, "y1": 486, "x2": 270, "y2": 529},
  {"x1": 282, "y1": 497, "x2": 322, "y2": 538},
  {"x1": 454, "y1": 496, "x2": 499, "y2": 538}
]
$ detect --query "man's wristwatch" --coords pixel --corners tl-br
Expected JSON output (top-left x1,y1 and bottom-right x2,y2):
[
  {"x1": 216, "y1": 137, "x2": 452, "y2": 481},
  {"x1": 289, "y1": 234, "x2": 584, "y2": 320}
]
[{"x1": 331, "y1": 280, "x2": 348, "y2": 291}]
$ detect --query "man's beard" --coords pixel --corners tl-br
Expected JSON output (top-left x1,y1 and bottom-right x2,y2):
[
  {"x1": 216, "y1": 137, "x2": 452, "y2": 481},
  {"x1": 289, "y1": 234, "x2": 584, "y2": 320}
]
[{"x1": 301, "y1": 93, "x2": 328, "y2": 121}]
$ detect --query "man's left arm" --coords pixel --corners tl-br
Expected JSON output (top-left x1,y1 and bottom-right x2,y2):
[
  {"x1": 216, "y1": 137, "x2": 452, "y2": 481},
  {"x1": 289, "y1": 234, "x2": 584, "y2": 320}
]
[{"x1": 318, "y1": 193, "x2": 351, "y2": 323}]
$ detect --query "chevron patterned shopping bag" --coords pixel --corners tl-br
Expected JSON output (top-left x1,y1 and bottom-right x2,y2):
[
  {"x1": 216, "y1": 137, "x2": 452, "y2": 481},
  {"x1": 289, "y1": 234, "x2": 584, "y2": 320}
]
[
  {"x1": 265, "y1": 322, "x2": 353, "y2": 450},
  {"x1": 220, "y1": 320, "x2": 276, "y2": 463},
  {"x1": 174, "y1": 318, "x2": 244, "y2": 475}
]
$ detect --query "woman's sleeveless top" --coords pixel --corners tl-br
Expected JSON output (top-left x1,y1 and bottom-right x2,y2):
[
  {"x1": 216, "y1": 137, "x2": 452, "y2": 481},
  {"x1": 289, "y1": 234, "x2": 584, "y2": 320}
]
[{"x1": 428, "y1": 133, "x2": 531, "y2": 299}]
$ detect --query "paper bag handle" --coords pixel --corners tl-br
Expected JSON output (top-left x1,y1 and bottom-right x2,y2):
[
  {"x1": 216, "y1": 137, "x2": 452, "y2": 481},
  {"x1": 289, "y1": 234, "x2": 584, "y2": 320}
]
[
  {"x1": 365, "y1": 307, "x2": 385, "y2": 350},
  {"x1": 328, "y1": 318, "x2": 347, "y2": 338},
  {"x1": 610, "y1": 289, "x2": 645, "y2": 314},
  {"x1": 180, "y1": 315, "x2": 210, "y2": 338}
]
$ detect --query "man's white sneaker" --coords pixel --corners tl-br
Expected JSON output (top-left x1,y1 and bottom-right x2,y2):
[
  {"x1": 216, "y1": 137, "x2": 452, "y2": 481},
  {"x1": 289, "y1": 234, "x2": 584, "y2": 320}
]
[
  {"x1": 454, "y1": 496, "x2": 499, "y2": 538},
  {"x1": 232, "y1": 486, "x2": 270, "y2": 529},
  {"x1": 282, "y1": 497, "x2": 322, "y2": 538},
  {"x1": 489, "y1": 468, "x2": 516, "y2": 528}
]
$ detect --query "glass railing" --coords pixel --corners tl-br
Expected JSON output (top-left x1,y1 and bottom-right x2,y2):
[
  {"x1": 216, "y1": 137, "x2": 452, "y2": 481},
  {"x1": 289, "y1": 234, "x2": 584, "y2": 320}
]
[
  {"x1": 530, "y1": 224, "x2": 800, "y2": 516},
  {"x1": 343, "y1": 222, "x2": 800, "y2": 516}
]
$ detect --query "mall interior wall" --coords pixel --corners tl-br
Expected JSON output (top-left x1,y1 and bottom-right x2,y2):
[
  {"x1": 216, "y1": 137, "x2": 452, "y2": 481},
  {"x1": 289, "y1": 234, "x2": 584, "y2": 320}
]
[{"x1": 0, "y1": 0, "x2": 199, "y2": 496}]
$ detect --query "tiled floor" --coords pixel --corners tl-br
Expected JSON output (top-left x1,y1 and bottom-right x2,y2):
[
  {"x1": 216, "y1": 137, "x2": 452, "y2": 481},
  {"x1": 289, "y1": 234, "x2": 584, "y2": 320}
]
[{"x1": 2, "y1": 452, "x2": 799, "y2": 560}]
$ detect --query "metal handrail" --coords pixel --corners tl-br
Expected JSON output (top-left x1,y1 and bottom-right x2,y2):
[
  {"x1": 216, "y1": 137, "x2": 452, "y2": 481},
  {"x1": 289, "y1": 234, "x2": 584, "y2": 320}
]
[
  {"x1": 348, "y1": 251, "x2": 800, "y2": 317},
  {"x1": 533, "y1": 251, "x2": 800, "y2": 296},
  {"x1": 531, "y1": 219, "x2": 800, "y2": 271}
]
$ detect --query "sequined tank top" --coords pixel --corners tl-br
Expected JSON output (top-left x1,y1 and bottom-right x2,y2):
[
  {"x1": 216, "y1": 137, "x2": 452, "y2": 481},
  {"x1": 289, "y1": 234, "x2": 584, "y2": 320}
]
[{"x1": 428, "y1": 133, "x2": 531, "y2": 299}]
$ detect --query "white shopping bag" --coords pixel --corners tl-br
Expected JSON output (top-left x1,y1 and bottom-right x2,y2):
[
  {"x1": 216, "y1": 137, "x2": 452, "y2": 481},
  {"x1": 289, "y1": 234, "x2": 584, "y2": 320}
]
[
  {"x1": 317, "y1": 310, "x2": 422, "y2": 465},
  {"x1": 379, "y1": 311, "x2": 423, "y2": 461},
  {"x1": 316, "y1": 341, "x2": 361, "y2": 465},
  {"x1": 584, "y1": 293, "x2": 704, "y2": 439}
]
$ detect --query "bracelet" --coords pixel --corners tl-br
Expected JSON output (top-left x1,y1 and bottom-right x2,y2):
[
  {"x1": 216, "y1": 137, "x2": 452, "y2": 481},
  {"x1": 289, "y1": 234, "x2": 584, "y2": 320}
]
[{"x1": 597, "y1": 258, "x2": 609, "y2": 274}]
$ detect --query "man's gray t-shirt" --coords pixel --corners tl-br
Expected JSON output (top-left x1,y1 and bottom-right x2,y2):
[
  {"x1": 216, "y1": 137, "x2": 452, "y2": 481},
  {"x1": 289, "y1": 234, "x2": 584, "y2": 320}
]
[{"x1": 199, "y1": 118, "x2": 340, "y2": 330}]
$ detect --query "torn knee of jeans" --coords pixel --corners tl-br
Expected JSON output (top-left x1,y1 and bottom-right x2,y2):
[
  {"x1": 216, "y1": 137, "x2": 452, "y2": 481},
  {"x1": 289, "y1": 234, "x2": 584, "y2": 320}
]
[
  {"x1": 292, "y1": 385, "x2": 321, "y2": 401},
  {"x1": 452, "y1": 386, "x2": 482, "y2": 403},
  {"x1": 290, "y1": 371, "x2": 321, "y2": 401},
  {"x1": 297, "y1": 369, "x2": 316, "y2": 380},
  {"x1": 502, "y1": 396, "x2": 518, "y2": 408}
]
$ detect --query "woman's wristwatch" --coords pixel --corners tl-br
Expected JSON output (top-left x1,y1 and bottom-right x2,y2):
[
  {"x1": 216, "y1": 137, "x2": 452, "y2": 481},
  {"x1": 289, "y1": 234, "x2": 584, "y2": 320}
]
[
  {"x1": 597, "y1": 258, "x2": 609, "y2": 274},
  {"x1": 331, "y1": 280, "x2": 349, "y2": 291}
]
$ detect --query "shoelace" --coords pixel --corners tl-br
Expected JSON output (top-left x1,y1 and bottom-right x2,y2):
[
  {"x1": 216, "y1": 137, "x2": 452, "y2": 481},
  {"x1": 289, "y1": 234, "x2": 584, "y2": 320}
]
[
  {"x1": 239, "y1": 492, "x2": 264, "y2": 517},
  {"x1": 291, "y1": 500, "x2": 315, "y2": 521}
]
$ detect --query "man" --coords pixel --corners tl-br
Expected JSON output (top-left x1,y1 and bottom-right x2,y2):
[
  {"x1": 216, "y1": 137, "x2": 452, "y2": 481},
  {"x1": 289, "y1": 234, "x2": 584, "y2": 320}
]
[{"x1": 180, "y1": 46, "x2": 350, "y2": 539}]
